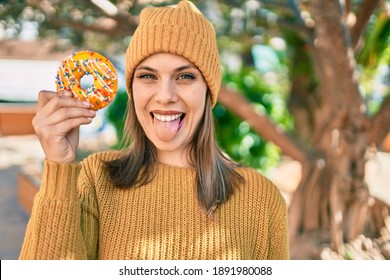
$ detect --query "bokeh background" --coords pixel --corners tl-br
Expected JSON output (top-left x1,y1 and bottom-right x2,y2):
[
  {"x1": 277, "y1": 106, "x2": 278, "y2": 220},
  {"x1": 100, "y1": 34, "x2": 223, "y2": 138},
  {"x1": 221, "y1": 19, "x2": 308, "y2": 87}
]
[{"x1": 0, "y1": 0, "x2": 389, "y2": 260}]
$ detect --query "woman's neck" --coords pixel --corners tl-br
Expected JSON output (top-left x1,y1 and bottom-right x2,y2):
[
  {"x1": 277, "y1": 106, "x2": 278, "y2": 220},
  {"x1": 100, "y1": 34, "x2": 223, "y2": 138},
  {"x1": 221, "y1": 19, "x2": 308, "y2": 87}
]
[{"x1": 157, "y1": 150, "x2": 192, "y2": 168}]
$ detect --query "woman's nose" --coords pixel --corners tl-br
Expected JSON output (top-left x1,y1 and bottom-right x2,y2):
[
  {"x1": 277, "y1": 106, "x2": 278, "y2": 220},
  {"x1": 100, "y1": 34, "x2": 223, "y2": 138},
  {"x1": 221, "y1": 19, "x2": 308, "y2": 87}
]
[{"x1": 154, "y1": 80, "x2": 178, "y2": 104}]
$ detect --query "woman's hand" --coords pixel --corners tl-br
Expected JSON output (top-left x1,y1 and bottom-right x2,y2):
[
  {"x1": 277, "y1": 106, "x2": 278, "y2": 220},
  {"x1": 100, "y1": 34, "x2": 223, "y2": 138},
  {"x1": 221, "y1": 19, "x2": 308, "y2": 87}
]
[{"x1": 32, "y1": 90, "x2": 96, "y2": 163}]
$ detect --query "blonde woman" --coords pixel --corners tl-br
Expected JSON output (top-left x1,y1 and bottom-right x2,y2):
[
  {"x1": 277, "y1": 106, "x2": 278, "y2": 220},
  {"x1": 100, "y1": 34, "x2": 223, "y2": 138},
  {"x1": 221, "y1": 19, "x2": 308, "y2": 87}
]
[{"x1": 20, "y1": 1, "x2": 288, "y2": 260}]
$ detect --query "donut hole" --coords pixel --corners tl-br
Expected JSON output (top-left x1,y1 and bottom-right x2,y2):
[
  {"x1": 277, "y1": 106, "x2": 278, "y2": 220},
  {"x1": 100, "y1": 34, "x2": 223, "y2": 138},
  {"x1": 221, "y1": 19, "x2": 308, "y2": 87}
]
[{"x1": 80, "y1": 74, "x2": 95, "y2": 90}]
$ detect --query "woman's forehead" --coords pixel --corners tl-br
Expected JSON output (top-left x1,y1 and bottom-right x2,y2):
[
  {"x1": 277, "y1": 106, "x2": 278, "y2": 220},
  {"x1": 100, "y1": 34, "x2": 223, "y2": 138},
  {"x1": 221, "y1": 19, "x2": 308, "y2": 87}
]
[{"x1": 136, "y1": 53, "x2": 197, "y2": 70}]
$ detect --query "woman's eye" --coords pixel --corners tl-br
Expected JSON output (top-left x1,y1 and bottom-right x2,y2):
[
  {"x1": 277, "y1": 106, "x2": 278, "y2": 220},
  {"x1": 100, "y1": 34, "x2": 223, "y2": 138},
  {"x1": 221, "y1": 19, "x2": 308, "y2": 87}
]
[
  {"x1": 137, "y1": 73, "x2": 155, "y2": 79},
  {"x1": 178, "y1": 73, "x2": 195, "y2": 80}
]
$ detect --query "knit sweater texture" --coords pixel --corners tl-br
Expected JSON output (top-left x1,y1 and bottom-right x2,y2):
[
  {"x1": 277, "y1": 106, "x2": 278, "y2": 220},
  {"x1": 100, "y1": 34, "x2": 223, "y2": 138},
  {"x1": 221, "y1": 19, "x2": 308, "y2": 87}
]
[{"x1": 19, "y1": 151, "x2": 289, "y2": 260}]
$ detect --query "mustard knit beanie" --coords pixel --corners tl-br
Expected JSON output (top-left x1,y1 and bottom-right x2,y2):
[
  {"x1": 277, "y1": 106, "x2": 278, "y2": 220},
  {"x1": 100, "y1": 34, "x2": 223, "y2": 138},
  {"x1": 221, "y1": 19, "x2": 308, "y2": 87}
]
[{"x1": 125, "y1": 0, "x2": 221, "y2": 107}]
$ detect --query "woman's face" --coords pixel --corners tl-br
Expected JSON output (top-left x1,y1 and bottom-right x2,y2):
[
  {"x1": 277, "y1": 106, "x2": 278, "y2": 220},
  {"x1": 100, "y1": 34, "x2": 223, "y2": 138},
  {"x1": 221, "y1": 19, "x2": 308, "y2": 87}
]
[{"x1": 132, "y1": 53, "x2": 207, "y2": 167}]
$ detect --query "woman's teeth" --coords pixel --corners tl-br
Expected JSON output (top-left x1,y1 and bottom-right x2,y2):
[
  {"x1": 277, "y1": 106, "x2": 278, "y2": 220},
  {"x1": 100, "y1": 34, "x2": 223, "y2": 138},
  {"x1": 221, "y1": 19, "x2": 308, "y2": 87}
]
[{"x1": 153, "y1": 113, "x2": 182, "y2": 122}]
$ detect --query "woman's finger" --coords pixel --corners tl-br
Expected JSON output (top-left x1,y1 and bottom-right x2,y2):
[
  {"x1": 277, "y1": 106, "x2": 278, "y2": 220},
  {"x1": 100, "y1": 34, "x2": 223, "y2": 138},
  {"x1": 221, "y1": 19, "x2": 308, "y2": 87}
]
[
  {"x1": 36, "y1": 90, "x2": 58, "y2": 112},
  {"x1": 40, "y1": 107, "x2": 96, "y2": 127},
  {"x1": 37, "y1": 93, "x2": 91, "y2": 119},
  {"x1": 34, "y1": 115, "x2": 94, "y2": 140}
]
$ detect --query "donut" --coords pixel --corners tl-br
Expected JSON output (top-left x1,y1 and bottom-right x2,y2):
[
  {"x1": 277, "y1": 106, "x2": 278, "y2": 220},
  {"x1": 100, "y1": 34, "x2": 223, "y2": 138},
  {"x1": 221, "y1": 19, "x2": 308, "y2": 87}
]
[{"x1": 56, "y1": 50, "x2": 118, "y2": 110}]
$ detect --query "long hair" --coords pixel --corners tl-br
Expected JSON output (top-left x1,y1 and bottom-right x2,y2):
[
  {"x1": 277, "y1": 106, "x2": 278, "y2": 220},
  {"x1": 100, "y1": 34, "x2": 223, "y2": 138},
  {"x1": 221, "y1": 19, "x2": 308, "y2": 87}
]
[{"x1": 105, "y1": 90, "x2": 243, "y2": 218}]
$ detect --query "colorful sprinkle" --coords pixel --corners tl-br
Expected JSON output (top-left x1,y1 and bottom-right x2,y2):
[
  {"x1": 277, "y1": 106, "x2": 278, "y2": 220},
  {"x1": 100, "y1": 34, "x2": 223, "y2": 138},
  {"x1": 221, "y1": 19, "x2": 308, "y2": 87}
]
[{"x1": 55, "y1": 50, "x2": 118, "y2": 110}]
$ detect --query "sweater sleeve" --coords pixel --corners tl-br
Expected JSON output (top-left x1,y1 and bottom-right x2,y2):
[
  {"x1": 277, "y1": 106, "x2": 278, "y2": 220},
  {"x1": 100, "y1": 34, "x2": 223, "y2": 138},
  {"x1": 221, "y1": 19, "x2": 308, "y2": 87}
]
[
  {"x1": 267, "y1": 186, "x2": 289, "y2": 260},
  {"x1": 19, "y1": 159, "x2": 99, "y2": 260}
]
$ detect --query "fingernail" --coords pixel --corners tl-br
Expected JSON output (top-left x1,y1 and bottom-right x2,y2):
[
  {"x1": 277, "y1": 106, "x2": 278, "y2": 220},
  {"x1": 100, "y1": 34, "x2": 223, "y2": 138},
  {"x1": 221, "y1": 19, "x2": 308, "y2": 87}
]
[
  {"x1": 89, "y1": 110, "x2": 96, "y2": 115},
  {"x1": 83, "y1": 101, "x2": 91, "y2": 107}
]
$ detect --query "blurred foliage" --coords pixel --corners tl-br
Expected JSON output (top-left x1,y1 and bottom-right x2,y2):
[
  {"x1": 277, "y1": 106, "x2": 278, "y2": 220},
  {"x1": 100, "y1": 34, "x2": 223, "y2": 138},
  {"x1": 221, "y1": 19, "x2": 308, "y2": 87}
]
[
  {"x1": 215, "y1": 67, "x2": 291, "y2": 170},
  {"x1": 105, "y1": 89, "x2": 128, "y2": 149},
  {"x1": 214, "y1": 59, "x2": 293, "y2": 170},
  {"x1": 356, "y1": 11, "x2": 390, "y2": 116}
]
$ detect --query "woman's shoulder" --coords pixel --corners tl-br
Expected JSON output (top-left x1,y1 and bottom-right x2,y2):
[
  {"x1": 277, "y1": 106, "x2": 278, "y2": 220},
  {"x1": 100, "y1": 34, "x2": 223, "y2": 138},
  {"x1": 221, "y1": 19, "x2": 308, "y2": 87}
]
[
  {"x1": 235, "y1": 166, "x2": 284, "y2": 198},
  {"x1": 82, "y1": 149, "x2": 124, "y2": 164},
  {"x1": 233, "y1": 166, "x2": 287, "y2": 213},
  {"x1": 77, "y1": 150, "x2": 125, "y2": 188},
  {"x1": 236, "y1": 166, "x2": 273, "y2": 185},
  {"x1": 78, "y1": 150, "x2": 125, "y2": 176}
]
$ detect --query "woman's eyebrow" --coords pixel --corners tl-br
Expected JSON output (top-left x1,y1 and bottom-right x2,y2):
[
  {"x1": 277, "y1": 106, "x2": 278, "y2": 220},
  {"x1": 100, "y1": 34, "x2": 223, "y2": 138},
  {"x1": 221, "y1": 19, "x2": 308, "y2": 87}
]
[
  {"x1": 174, "y1": 65, "x2": 197, "y2": 72},
  {"x1": 135, "y1": 65, "x2": 198, "y2": 72},
  {"x1": 135, "y1": 66, "x2": 156, "y2": 72}
]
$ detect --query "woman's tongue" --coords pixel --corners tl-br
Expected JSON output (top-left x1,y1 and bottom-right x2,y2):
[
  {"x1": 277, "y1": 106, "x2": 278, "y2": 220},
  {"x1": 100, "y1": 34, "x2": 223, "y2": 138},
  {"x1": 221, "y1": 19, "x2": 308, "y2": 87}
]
[{"x1": 154, "y1": 116, "x2": 181, "y2": 142}]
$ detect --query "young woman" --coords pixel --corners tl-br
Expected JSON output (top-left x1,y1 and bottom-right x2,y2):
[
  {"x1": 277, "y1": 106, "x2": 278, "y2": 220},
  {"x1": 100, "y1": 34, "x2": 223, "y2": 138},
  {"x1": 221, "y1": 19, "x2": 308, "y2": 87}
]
[{"x1": 20, "y1": 0, "x2": 289, "y2": 260}]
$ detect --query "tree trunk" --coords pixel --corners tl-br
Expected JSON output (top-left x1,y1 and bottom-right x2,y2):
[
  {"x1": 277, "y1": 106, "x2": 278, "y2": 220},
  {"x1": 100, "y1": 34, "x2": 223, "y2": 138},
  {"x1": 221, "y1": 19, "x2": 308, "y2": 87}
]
[
  {"x1": 219, "y1": 0, "x2": 390, "y2": 259},
  {"x1": 282, "y1": 0, "x2": 390, "y2": 259}
]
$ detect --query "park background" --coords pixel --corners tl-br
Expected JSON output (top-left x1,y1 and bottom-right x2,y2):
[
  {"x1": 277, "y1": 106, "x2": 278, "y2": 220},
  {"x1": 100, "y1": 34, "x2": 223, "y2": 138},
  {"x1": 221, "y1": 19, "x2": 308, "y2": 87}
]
[{"x1": 0, "y1": 0, "x2": 389, "y2": 260}]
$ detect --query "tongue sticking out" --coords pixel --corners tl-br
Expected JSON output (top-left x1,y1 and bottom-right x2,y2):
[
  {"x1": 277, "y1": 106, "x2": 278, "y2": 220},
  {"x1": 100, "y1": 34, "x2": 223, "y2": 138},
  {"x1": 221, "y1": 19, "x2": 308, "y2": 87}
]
[{"x1": 154, "y1": 117, "x2": 181, "y2": 142}]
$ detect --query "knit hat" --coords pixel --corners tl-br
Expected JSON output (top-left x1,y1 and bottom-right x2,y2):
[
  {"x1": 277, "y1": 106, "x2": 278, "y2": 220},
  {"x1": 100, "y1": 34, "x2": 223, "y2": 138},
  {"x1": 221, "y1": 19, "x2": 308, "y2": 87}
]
[{"x1": 125, "y1": 1, "x2": 221, "y2": 107}]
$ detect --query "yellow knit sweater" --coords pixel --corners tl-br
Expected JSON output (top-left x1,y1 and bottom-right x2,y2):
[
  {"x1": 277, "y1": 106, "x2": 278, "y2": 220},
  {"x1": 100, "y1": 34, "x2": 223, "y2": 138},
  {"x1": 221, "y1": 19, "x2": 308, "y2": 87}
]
[{"x1": 19, "y1": 151, "x2": 289, "y2": 260}]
